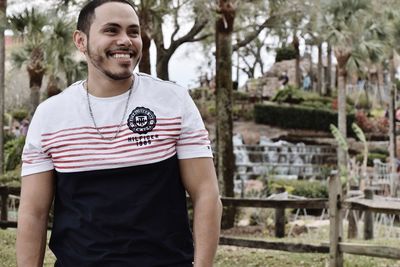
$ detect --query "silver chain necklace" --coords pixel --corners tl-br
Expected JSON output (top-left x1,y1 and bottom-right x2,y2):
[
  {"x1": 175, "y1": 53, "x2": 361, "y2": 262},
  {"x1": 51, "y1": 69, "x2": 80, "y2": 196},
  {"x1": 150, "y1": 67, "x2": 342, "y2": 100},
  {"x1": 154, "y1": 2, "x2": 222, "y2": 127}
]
[{"x1": 85, "y1": 80, "x2": 133, "y2": 141}]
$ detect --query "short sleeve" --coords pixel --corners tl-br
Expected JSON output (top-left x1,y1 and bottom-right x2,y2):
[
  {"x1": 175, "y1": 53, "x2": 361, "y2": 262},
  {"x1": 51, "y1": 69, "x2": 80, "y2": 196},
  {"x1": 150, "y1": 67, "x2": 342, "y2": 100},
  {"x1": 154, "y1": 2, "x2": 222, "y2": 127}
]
[
  {"x1": 176, "y1": 90, "x2": 213, "y2": 159},
  {"x1": 21, "y1": 107, "x2": 54, "y2": 177}
]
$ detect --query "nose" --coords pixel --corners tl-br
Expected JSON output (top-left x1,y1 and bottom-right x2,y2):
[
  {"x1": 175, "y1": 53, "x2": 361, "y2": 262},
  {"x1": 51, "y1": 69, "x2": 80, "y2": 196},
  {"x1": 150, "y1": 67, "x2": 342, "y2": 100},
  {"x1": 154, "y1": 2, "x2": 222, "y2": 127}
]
[{"x1": 117, "y1": 33, "x2": 132, "y2": 47}]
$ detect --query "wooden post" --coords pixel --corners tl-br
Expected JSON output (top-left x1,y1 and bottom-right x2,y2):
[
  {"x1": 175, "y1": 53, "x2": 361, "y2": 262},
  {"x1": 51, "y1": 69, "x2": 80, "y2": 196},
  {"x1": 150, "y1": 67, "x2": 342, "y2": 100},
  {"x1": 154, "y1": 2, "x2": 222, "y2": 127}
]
[
  {"x1": 347, "y1": 190, "x2": 358, "y2": 239},
  {"x1": 275, "y1": 187, "x2": 286, "y2": 238},
  {"x1": 0, "y1": 187, "x2": 8, "y2": 228},
  {"x1": 364, "y1": 189, "x2": 374, "y2": 240},
  {"x1": 329, "y1": 172, "x2": 343, "y2": 267}
]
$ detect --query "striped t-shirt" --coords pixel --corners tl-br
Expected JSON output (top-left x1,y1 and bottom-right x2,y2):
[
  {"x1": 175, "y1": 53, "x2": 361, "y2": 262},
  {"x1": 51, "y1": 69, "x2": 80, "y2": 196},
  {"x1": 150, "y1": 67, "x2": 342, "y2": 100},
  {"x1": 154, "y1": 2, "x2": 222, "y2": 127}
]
[{"x1": 21, "y1": 72, "x2": 213, "y2": 266}]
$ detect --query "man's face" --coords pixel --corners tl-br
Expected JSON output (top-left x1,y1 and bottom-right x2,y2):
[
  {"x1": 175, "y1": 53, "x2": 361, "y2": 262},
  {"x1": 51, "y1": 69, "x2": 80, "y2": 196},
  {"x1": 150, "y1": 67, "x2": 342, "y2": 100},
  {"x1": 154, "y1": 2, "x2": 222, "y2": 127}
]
[{"x1": 85, "y1": 2, "x2": 142, "y2": 80}]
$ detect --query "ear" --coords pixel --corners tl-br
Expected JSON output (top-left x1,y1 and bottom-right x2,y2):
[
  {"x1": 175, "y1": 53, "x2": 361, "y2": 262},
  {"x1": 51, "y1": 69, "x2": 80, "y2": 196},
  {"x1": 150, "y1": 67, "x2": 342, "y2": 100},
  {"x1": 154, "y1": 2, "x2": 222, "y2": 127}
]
[{"x1": 73, "y1": 30, "x2": 87, "y2": 53}]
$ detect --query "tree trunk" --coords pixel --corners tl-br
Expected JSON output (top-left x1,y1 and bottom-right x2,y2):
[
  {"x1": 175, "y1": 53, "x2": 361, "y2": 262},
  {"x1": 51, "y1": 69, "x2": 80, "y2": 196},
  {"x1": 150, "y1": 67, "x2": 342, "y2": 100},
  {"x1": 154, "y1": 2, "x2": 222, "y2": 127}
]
[
  {"x1": 139, "y1": 30, "x2": 151, "y2": 74},
  {"x1": 293, "y1": 35, "x2": 300, "y2": 88},
  {"x1": 0, "y1": 0, "x2": 6, "y2": 173},
  {"x1": 156, "y1": 53, "x2": 169, "y2": 81},
  {"x1": 335, "y1": 50, "x2": 350, "y2": 171},
  {"x1": 138, "y1": 8, "x2": 152, "y2": 74},
  {"x1": 46, "y1": 75, "x2": 61, "y2": 98},
  {"x1": 326, "y1": 43, "x2": 332, "y2": 96},
  {"x1": 216, "y1": 0, "x2": 236, "y2": 229},
  {"x1": 317, "y1": 42, "x2": 323, "y2": 95},
  {"x1": 27, "y1": 47, "x2": 45, "y2": 115}
]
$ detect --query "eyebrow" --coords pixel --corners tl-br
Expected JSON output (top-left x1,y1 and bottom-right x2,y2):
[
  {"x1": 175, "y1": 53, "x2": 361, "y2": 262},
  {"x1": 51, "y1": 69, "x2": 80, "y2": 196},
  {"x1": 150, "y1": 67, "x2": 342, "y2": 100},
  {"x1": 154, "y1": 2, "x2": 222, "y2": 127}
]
[{"x1": 101, "y1": 23, "x2": 140, "y2": 29}]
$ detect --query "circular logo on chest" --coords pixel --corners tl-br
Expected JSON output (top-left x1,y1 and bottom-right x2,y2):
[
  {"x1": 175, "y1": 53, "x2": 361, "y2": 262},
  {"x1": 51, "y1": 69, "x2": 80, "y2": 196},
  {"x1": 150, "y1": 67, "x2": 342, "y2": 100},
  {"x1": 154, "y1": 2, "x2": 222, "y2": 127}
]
[{"x1": 127, "y1": 107, "x2": 157, "y2": 134}]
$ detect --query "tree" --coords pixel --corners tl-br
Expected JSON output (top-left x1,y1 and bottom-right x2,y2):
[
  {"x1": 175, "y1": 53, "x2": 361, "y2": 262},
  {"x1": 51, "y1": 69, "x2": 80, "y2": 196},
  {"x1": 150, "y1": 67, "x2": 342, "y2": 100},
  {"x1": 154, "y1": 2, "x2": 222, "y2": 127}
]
[
  {"x1": 0, "y1": 0, "x2": 6, "y2": 173},
  {"x1": 321, "y1": 0, "x2": 383, "y2": 170},
  {"x1": 9, "y1": 8, "x2": 47, "y2": 115},
  {"x1": 215, "y1": 0, "x2": 236, "y2": 229},
  {"x1": 9, "y1": 8, "x2": 83, "y2": 112},
  {"x1": 132, "y1": 0, "x2": 211, "y2": 80}
]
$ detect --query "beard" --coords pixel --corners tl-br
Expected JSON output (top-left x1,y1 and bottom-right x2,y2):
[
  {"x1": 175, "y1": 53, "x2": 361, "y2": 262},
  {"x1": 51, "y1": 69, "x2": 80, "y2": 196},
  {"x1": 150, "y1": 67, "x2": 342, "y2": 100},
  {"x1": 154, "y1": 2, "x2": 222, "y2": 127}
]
[{"x1": 86, "y1": 42, "x2": 139, "y2": 81}]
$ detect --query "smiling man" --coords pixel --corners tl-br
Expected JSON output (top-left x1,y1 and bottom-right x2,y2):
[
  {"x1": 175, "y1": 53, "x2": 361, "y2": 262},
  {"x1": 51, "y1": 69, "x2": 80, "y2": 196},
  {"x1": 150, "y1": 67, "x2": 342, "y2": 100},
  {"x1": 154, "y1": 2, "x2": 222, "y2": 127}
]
[{"x1": 16, "y1": 1, "x2": 222, "y2": 266}]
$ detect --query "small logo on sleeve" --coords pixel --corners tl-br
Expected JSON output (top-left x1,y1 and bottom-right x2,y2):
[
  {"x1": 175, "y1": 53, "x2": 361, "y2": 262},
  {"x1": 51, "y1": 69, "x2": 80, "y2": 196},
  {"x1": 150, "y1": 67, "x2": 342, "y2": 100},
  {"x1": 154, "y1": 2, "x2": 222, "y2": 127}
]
[{"x1": 127, "y1": 107, "x2": 157, "y2": 134}]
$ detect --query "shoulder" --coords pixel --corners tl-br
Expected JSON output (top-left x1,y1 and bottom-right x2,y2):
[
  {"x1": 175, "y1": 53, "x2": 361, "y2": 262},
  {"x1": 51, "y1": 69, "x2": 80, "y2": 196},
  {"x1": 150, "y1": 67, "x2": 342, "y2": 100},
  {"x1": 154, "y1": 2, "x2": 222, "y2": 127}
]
[
  {"x1": 136, "y1": 72, "x2": 188, "y2": 101},
  {"x1": 36, "y1": 81, "x2": 83, "y2": 113}
]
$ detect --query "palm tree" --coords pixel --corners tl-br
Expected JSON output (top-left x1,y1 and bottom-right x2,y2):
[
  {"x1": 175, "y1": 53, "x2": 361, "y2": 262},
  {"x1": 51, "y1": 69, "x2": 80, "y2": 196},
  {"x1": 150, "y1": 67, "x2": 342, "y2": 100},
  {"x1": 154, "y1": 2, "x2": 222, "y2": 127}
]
[
  {"x1": 9, "y1": 8, "x2": 83, "y2": 112},
  {"x1": 44, "y1": 15, "x2": 86, "y2": 96},
  {"x1": 321, "y1": 0, "x2": 383, "y2": 169},
  {"x1": 9, "y1": 8, "x2": 47, "y2": 115},
  {"x1": 0, "y1": 0, "x2": 6, "y2": 173}
]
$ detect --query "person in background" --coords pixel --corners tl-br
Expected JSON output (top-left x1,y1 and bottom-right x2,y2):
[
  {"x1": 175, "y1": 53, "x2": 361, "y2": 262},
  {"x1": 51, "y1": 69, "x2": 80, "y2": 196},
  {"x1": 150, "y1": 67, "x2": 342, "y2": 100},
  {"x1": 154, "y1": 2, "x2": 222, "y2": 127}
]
[{"x1": 16, "y1": 1, "x2": 222, "y2": 266}]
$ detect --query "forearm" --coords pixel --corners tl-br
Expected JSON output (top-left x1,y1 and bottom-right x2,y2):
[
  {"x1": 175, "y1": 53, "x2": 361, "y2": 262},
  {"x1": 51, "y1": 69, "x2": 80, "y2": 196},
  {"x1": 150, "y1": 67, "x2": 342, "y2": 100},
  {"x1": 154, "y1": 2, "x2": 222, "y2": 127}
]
[
  {"x1": 192, "y1": 194, "x2": 222, "y2": 267},
  {"x1": 16, "y1": 211, "x2": 49, "y2": 267}
]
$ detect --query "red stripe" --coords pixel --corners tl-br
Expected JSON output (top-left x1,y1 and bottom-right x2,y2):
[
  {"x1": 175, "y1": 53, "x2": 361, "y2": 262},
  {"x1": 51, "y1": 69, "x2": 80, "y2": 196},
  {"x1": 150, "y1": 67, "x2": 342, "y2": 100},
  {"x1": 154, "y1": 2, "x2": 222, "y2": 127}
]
[
  {"x1": 53, "y1": 143, "x2": 176, "y2": 163},
  {"x1": 51, "y1": 140, "x2": 176, "y2": 160},
  {"x1": 42, "y1": 131, "x2": 181, "y2": 152},
  {"x1": 41, "y1": 117, "x2": 182, "y2": 137},
  {"x1": 44, "y1": 134, "x2": 179, "y2": 154},
  {"x1": 178, "y1": 134, "x2": 209, "y2": 141},
  {"x1": 54, "y1": 149, "x2": 176, "y2": 170},
  {"x1": 41, "y1": 124, "x2": 181, "y2": 143},
  {"x1": 177, "y1": 142, "x2": 211, "y2": 147}
]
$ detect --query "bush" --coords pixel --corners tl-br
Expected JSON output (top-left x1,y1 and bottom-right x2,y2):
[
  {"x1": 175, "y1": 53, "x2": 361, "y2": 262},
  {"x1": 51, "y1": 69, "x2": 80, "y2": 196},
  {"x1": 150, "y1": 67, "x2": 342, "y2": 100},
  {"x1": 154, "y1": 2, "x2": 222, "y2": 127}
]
[
  {"x1": 4, "y1": 136, "x2": 25, "y2": 171},
  {"x1": 356, "y1": 153, "x2": 387, "y2": 166},
  {"x1": 0, "y1": 168, "x2": 21, "y2": 186},
  {"x1": 264, "y1": 179, "x2": 328, "y2": 199},
  {"x1": 272, "y1": 85, "x2": 304, "y2": 104},
  {"x1": 275, "y1": 46, "x2": 297, "y2": 62},
  {"x1": 233, "y1": 91, "x2": 251, "y2": 101},
  {"x1": 254, "y1": 102, "x2": 355, "y2": 133},
  {"x1": 11, "y1": 109, "x2": 29, "y2": 122}
]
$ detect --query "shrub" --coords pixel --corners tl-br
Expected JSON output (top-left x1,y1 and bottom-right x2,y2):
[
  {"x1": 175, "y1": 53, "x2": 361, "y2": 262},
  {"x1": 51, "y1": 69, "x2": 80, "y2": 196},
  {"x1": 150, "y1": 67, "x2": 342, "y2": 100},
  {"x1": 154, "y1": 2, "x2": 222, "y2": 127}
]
[
  {"x1": 275, "y1": 46, "x2": 297, "y2": 62},
  {"x1": 11, "y1": 109, "x2": 29, "y2": 122},
  {"x1": 264, "y1": 179, "x2": 328, "y2": 199},
  {"x1": 0, "y1": 167, "x2": 21, "y2": 186},
  {"x1": 272, "y1": 85, "x2": 304, "y2": 104},
  {"x1": 356, "y1": 153, "x2": 387, "y2": 166},
  {"x1": 254, "y1": 102, "x2": 355, "y2": 133},
  {"x1": 4, "y1": 136, "x2": 25, "y2": 171}
]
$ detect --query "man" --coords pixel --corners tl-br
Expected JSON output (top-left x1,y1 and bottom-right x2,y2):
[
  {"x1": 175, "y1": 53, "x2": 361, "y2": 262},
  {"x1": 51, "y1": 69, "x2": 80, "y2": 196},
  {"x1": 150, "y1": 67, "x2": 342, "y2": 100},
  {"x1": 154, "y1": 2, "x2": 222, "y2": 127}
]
[{"x1": 16, "y1": 0, "x2": 222, "y2": 266}]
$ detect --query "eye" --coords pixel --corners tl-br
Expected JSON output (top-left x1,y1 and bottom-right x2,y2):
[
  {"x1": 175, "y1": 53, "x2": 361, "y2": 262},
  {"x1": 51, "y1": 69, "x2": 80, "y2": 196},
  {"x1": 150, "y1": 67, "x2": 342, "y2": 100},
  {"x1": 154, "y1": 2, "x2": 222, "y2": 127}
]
[
  {"x1": 128, "y1": 30, "x2": 140, "y2": 37},
  {"x1": 104, "y1": 27, "x2": 118, "y2": 34}
]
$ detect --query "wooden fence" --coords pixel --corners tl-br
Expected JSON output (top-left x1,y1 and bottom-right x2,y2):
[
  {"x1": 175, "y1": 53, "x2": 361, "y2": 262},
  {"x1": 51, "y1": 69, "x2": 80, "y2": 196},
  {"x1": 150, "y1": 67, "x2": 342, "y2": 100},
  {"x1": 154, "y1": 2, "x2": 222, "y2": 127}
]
[{"x1": 1, "y1": 181, "x2": 400, "y2": 267}]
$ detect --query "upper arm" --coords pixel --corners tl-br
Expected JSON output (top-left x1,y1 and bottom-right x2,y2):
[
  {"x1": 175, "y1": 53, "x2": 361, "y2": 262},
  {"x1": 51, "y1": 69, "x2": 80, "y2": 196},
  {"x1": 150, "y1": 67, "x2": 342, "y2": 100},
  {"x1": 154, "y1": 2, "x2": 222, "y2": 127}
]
[
  {"x1": 20, "y1": 171, "x2": 55, "y2": 217},
  {"x1": 179, "y1": 158, "x2": 219, "y2": 200}
]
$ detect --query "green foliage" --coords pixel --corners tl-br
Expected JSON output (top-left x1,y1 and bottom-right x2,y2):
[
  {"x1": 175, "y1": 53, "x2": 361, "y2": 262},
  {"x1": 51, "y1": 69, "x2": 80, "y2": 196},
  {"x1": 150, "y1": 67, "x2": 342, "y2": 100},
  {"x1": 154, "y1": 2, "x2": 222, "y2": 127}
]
[
  {"x1": 254, "y1": 103, "x2": 355, "y2": 132},
  {"x1": 265, "y1": 179, "x2": 328, "y2": 199},
  {"x1": 356, "y1": 153, "x2": 387, "y2": 166},
  {"x1": 189, "y1": 88, "x2": 205, "y2": 100},
  {"x1": 396, "y1": 79, "x2": 400, "y2": 90},
  {"x1": 11, "y1": 109, "x2": 28, "y2": 122},
  {"x1": 233, "y1": 91, "x2": 251, "y2": 101},
  {"x1": 4, "y1": 136, "x2": 26, "y2": 171},
  {"x1": 355, "y1": 93, "x2": 372, "y2": 109},
  {"x1": 275, "y1": 46, "x2": 297, "y2": 62},
  {"x1": 272, "y1": 85, "x2": 304, "y2": 104},
  {"x1": 0, "y1": 168, "x2": 21, "y2": 187},
  {"x1": 330, "y1": 124, "x2": 348, "y2": 152}
]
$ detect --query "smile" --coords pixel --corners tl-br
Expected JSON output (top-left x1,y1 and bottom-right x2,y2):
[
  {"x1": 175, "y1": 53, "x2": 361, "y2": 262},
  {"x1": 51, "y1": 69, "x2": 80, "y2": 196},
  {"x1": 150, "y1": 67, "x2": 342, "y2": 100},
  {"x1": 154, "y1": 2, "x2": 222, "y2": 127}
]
[{"x1": 112, "y1": 53, "x2": 131, "y2": 59}]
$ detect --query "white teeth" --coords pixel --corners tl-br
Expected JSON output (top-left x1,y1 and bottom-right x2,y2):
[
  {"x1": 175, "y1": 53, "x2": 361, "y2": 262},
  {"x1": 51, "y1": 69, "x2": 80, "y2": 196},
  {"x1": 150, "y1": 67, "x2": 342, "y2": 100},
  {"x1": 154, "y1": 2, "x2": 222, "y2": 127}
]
[{"x1": 113, "y1": 54, "x2": 130, "y2": 59}]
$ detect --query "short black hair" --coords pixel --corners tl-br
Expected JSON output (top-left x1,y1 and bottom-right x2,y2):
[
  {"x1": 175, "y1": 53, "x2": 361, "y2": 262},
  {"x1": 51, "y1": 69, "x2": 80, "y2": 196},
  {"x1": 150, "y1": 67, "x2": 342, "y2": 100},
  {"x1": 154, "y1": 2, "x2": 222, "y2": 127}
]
[{"x1": 77, "y1": 0, "x2": 136, "y2": 35}]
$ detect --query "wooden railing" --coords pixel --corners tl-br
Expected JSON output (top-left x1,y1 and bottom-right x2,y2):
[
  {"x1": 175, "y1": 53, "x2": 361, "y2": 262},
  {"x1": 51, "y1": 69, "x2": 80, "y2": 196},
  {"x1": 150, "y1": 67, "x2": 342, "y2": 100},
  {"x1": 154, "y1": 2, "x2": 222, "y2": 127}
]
[{"x1": 1, "y1": 184, "x2": 399, "y2": 266}]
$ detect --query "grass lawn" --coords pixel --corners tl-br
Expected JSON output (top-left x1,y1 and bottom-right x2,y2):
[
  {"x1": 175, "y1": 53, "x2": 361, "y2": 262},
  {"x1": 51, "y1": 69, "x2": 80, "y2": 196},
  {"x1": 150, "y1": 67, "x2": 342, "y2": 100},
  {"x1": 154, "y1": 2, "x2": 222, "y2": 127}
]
[{"x1": 1, "y1": 228, "x2": 399, "y2": 266}]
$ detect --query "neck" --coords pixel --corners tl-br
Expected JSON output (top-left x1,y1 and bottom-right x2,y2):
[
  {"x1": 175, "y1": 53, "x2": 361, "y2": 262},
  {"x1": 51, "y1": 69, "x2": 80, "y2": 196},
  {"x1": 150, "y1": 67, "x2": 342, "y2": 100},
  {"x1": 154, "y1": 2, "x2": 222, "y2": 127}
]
[{"x1": 86, "y1": 75, "x2": 134, "y2": 97}]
